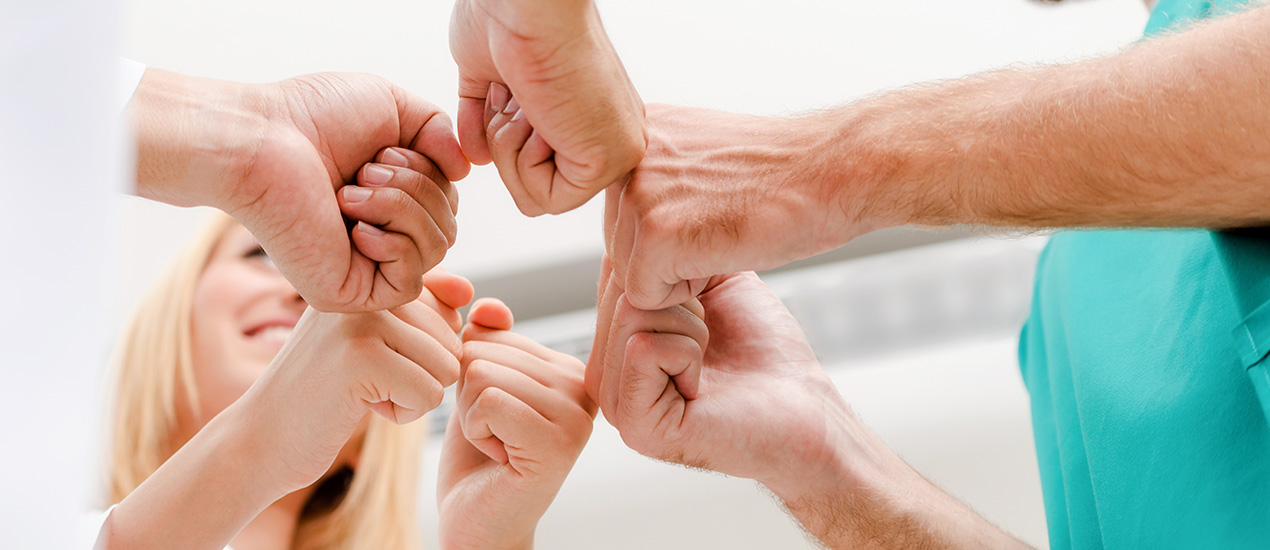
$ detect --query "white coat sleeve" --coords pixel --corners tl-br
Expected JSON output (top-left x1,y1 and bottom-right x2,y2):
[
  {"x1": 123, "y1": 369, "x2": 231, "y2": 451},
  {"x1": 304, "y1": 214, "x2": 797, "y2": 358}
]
[{"x1": 118, "y1": 58, "x2": 147, "y2": 111}]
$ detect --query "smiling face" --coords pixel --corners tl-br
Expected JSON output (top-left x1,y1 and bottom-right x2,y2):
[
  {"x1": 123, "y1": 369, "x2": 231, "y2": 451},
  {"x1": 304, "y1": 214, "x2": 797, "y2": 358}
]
[{"x1": 179, "y1": 224, "x2": 308, "y2": 437}]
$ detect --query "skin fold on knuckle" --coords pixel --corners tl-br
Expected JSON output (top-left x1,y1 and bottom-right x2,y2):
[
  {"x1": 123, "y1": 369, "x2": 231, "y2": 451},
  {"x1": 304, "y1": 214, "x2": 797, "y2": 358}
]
[{"x1": 462, "y1": 358, "x2": 498, "y2": 398}]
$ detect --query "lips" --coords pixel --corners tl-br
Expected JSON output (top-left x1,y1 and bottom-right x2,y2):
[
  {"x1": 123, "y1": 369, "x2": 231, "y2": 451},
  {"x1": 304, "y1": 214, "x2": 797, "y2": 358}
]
[{"x1": 244, "y1": 318, "x2": 300, "y2": 347}]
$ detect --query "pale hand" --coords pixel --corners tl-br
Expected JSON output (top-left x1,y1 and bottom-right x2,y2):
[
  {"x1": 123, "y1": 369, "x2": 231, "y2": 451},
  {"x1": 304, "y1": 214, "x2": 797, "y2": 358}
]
[
  {"x1": 438, "y1": 299, "x2": 596, "y2": 550},
  {"x1": 231, "y1": 269, "x2": 473, "y2": 497}
]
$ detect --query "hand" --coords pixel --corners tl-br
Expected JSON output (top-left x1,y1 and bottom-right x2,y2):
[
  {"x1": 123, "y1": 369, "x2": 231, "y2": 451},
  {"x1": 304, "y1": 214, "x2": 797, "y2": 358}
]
[
  {"x1": 438, "y1": 299, "x2": 596, "y2": 550},
  {"x1": 229, "y1": 269, "x2": 474, "y2": 498},
  {"x1": 587, "y1": 259, "x2": 855, "y2": 497},
  {"x1": 337, "y1": 145, "x2": 461, "y2": 275},
  {"x1": 133, "y1": 69, "x2": 471, "y2": 313},
  {"x1": 449, "y1": 0, "x2": 645, "y2": 215},
  {"x1": 604, "y1": 104, "x2": 879, "y2": 310}
]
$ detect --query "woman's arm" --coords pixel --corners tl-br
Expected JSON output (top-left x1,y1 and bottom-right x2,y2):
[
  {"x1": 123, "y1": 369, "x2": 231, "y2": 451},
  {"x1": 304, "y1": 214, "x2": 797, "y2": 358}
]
[{"x1": 101, "y1": 270, "x2": 472, "y2": 550}]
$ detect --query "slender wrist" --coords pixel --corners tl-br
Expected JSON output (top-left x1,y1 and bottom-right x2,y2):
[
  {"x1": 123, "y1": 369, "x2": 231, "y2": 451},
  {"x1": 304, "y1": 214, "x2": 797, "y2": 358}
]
[{"x1": 130, "y1": 68, "x2": 272, "y2": 211}]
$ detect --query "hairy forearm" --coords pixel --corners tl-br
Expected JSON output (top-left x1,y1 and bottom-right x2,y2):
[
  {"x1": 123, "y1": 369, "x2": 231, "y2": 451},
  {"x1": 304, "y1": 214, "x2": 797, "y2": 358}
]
[
  {"x1": 130, "y1": 68, "x2": 270, "y2": 210},
  {"x1": 764, "y1": 412, "x2": 1030, "y2": 550},
  {"x1": 101, "y1": 406, "x2": 280, "y2": 550},
  {"x1": 810, "y1": 4, "x2": 1270, "y2": 233}
]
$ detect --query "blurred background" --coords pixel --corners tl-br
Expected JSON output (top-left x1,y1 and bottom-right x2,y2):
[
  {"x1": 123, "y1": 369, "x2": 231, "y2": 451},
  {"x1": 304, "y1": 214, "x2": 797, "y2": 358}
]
[{"x1": 113, "y1": 0, "x2": 1151, "y2": 547}]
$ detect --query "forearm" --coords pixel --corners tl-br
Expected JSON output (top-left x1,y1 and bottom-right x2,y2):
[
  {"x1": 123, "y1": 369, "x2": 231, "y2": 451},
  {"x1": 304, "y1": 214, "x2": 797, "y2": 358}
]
[
  {"x1": 809, "y1": 5, "x2": 1270, "y2": 233},
  {"x1": 129, "y1": 68, "x2": 271, "y2": 210},
  {"x1": 101, "y1": 405, "x2": 281, "y2": 550},
  {"x1": 762, "y1": 408, "x2": 1029, "y2": 550}
]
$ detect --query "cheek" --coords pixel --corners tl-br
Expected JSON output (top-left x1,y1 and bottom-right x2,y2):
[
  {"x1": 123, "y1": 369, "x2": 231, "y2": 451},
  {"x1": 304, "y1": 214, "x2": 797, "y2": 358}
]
[{"x1": 187, "y1": 267, "x2": 268, "y2": 423}]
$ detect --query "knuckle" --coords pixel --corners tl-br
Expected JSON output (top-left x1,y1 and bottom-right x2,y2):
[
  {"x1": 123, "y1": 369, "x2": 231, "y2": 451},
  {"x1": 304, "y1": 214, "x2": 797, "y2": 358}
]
[
  {"x1": 438, "y1": 216, "x2": 458, "y2": 246},
  {"x1": 423, "y1": 377, "x2": 446, "y2": 411},
  {"x1": 385, "y1": 187, "x2": 415, "y2": 212},
  {"x1": 471, "y1": 385, "x2": 509, "y2": 412},
  {"x1": 435, "y1": 354, "x2": 461, "y2": 388},
  {"x1": 463, "y1": 358, "x2": 496, "y2": 392},
  {"x1": 625, "y1": 332, "x2": 656, "y2": 356}
]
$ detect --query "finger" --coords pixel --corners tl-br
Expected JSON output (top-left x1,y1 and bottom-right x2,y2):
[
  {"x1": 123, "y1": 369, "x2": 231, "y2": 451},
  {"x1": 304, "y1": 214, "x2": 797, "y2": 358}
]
[
  {"x1": 485, "y1": 86, "x2": 547, "y2": 218},
  {"x1": 601, "y1": 297, "x2": 707, "y2": 416},
  {"x1": 586, "y1": 262, "x2": 624, "y2": 405},
  {"x1": 616, "y1": 332, "x2": 703, "y2": 429},
  {"x1": 363, "y1": 349, "x2": 448, "y2": 425},
  {"x1": 490, "y1": 97, "x2": 548, "y2": 217},
  {"x1": 457, "y1": 95, "x2": 493, "y2": 165},
  {"x1": 608, "y1": 184, "x2": 639, "y2": 297},
  {"x1": 390, "y1": 299, "x2": 464, "y2": 371},
  {"x1": 339, "y1": 184, "x2": 451, "y2": 268},
  {"x1": 348, "y1": 223, "x2": 426, "y2": 309},
  {"x1": 354, "y1": 163, "x2": 458, "y2": 246},
  {"x1": 603, "y1": 186, "x2": 621, "y2": 254},
  {"x1": 463, "y1": 323, "x2": 565, "y2": 366},
  {"x1": 466, "y1": 297, "x2": 515, "y2": 332},
  {"x1": 458, "y1": 358, "x2": 580, "y2": 427},
  {"x1": 392, "y1": 87, "x2": 471, "y2": 181},
  {"x1": 625, "y1": 251, "x2": 700, "y2": 311},
  {"x1": 423, "y1": 268, "x2": 475, "y2": 331},
  {"x1": 377, "y1": 147, "x2": 459, "y2": 215},
  {"x1": 462, "y1": 340, "x2": 584, "y2": 394},
  {"x1": 462, "y1": 386, "x2": 553, "y2": 467},
  {"x1": 516, "y1": 130, "x2": 565, "y2": 216}
]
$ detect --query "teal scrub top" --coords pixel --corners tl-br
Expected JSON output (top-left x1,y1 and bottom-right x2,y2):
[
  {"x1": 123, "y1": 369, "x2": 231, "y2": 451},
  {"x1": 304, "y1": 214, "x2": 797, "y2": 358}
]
[{"x1": 1019, "y1": 1, "x2": 1270, "y2": 549}]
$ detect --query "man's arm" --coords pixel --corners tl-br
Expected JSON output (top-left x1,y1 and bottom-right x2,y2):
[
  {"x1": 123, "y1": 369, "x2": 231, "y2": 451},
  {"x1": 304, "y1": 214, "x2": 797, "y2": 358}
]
[
  {"x1": 128, "y1": 68, "x2": 469, "y2": 313},
  {"x1": 588, "y1": 266, "x2": 1031, "y2": 549},
  {"x1": 607, "y1": 5, "x2": 1270, "y2": 310},
  {"x1": 824, "y1": 4, "x2": 1270, "y2": 233},
  {"x1": 771, "y1": 422, "x2": 1031, "y2": 550}
]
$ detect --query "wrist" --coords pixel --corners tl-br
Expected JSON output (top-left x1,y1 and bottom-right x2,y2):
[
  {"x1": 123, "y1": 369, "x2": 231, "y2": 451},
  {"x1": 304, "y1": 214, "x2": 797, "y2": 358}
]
[
  {"x1": 799, "y1": 102, "x2": 918, "y2": 240},
  {"x1": 759, "y1": 397, "x2": 1027, "y2": 550},
  {"x1": 755, "y1": 394, "x2": 896, "y2": 506},
  {"x1": 131, "y1": 68, "x2": 272, "y2": 211},
  {"x1": 200, "y1": 399, "x2": 296, "y2": 505}
]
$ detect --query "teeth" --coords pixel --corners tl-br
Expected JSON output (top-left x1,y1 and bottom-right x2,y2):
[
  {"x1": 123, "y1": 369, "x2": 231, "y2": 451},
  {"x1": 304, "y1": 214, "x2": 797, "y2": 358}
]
[{"x1": 254, "y1": 326, "x2": 294, "y2": 345}]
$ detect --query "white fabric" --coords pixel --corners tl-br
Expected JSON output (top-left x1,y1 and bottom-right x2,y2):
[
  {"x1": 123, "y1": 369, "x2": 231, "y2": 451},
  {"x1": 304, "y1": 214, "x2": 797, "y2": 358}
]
[
  {"x1": 82, "y1": 508, "x2": 235, "y2": 550},
  {"x1": 119, "y1": 58, "x2": 147, "y2": 112},
  {"x1": 0, "y1": 1, "x2": 126, "y2": 547}
]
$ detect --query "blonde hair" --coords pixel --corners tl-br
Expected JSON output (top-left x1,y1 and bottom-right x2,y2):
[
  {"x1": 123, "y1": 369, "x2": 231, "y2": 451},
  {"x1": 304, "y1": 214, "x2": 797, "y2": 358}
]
[{"x1": 109, "y1": 212, "x2": 425, "y2": 549}]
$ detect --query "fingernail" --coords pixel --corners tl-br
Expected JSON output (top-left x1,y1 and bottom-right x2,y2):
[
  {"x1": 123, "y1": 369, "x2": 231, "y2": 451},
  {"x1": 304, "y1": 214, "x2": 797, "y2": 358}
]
[
  {"x1": 511, "y1": 107, "x2": 525, "y2": 122},
  {"x1": 344, "y1": 186, "x2": 373, "y2": 203},
  {"x1": 380, "y1": 148, "x2": 409, "y2": 168},
  {"x1": 488, "y1": 83, "x2": 509, "y2": 113},
  {"x1": 362, "y1": 165, "x2": 393, "y2": 186},
  {"x1": 357, "y1": 221, "x2": 385, "y2": 236},
  {"x1": 503, "y1": 96, "x2": 520, "y2": 116}
]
